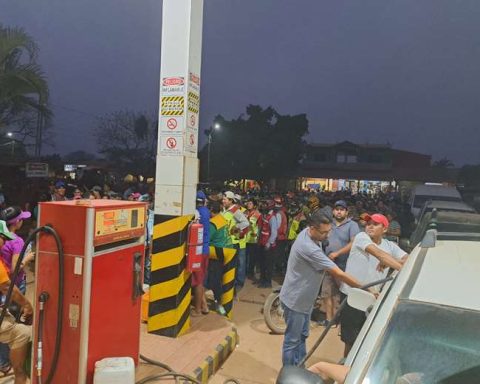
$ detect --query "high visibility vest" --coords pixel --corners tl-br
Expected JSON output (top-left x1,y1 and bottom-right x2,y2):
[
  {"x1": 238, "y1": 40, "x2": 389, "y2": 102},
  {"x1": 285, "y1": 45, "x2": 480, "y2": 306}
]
[
  {"x1": 259, "y1": 212, "x2": 276, "y2": 248},
  {"x1": 246, "y1": 210, "x2": 261, "y2": 244},
  {"x1": 287, "y1": 213, "x2": 305, "y2": 241},
  {"x1": 222, "y1": 205, "x2": 247, "y2": 249}
]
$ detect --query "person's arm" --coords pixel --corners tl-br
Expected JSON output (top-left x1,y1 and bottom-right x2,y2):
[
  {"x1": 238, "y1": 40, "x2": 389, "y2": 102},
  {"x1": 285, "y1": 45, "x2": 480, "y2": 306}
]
[
  {"x1": 365, "y1": 244, "x2": 403, "y2": 270},
  {"x1": 12, "y1": 251, "x2": 35, "y2": 271},
  {"x1": 233, "y1": 210, "x2": 250, "y2": 231},
  {"x1": 329, "y1": 241, "x2": 353, "y2": 260},
  {"x1": 0, "y1": 280, "x2": 33, "y2": 320},
  {"x1": 308, "y1": 361, "x2": 350, "y2": 384},
  {"x1": 328, "y1": 266, "x2": 362, "y2": 288},
  {"x1": 266, "y1": 216, "x2": 278, "y2": 249}
]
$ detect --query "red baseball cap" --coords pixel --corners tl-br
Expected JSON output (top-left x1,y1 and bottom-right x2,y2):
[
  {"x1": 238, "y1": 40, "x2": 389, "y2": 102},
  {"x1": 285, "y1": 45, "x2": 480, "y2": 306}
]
[{"x1": 364, "y1": 213, "x2": 389, "y2": 228}]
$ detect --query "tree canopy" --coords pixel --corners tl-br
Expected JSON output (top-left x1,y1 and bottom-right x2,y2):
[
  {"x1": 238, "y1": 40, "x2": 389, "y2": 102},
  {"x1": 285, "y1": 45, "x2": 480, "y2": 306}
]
[
  {"x1": 200, "y1": 105, "x2": 308, "y2": 181},
  {"x1": 94, "y1": 110, "x2": 157, "y2": 175},
  {"x1": 0, "y1": 25, "x2": 51, "y2": 128}
]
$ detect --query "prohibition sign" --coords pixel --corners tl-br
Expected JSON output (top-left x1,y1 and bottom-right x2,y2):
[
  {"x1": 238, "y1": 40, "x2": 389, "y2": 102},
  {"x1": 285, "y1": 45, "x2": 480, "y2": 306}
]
[
  {"x1": 167, "y1": 118, "x2": 177, "y2": 130},
  {"x1": 166, "y1": 137, "x2": 177, "y2": 149},
  {"x1": 189, "y1": 134, "x2": 195, "y2": 146}
]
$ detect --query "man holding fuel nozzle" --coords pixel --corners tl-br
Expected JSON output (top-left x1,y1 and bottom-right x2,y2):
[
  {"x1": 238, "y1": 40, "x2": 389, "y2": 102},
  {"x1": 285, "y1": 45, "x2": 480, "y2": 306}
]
[
  {"x1": 279, "y1": 212, "x2": 363, "y2": 367},
  {"x1": 339, "y1": 213, "x2": 407, "y2": 357},
  {"x1": 0, "y1": 220, "x2": 33, "y2": 384}
]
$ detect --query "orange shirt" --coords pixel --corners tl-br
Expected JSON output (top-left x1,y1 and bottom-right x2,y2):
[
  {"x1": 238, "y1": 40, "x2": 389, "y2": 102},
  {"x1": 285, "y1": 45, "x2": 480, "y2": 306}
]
[{"x1": 0, "y1": 261, "x2": 9, "y2": 285}]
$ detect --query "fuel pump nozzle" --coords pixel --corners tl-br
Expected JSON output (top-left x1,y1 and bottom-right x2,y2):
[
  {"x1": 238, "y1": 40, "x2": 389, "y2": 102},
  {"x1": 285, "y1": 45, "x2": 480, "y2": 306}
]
[{"x1": 37, "y1": 292, "x2": 50, "y2": 383}]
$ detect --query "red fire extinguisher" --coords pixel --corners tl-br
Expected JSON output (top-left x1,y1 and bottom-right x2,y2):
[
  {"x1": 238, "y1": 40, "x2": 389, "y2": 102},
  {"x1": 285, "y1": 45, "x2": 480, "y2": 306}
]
[{"x1": 186, "y1": 222, "x2": 204, "y2": 272}]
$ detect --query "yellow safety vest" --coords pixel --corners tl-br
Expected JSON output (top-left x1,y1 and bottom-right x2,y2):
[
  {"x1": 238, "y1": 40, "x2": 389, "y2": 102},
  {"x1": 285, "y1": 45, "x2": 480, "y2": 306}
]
[
  {"x1": 246, "y1": 210, "x2": 261, "y2": 244},
  {"x1": 222, "y1": 206, "x2": 247, "y2": 249}
]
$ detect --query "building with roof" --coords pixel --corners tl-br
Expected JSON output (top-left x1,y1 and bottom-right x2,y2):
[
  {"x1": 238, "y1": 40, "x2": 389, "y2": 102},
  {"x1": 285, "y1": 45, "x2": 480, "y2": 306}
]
[{"x1": 295, "y1": 141, "x2": 457, "y2": 194}]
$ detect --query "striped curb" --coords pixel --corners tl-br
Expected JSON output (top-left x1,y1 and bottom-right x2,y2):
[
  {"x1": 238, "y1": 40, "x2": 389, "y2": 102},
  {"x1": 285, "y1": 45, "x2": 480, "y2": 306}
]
[{"x1": 191, "y1": 327, "x2": 239, "y2": 383}]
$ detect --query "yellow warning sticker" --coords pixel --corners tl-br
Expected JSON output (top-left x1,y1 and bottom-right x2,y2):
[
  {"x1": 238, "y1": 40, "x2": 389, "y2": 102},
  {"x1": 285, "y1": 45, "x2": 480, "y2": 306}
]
[
  {"x1": 188, "y1": 92, "x2": 200, "y2": 114},
  {"x1": 161, "y1": 96, "x2": 184, "y2": 116}
]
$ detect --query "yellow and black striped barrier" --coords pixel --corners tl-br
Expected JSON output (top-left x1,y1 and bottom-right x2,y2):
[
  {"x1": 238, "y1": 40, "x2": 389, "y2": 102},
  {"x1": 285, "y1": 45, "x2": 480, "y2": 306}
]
[
  {"x1": 193, "y1": 327, "x2": 239, "y2": 383},
  {"x1": 209, "y1": 246, "x2": 237, "y2": 319},
  {"x1": 148, "y1": 214, "x2": 193, "y2": 337}
]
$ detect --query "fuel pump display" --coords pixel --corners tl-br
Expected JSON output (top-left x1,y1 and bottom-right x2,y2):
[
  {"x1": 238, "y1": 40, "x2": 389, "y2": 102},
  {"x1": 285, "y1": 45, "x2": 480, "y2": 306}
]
[{"x1": 33, "y1": 200, "x2": 147, "y2": 384}]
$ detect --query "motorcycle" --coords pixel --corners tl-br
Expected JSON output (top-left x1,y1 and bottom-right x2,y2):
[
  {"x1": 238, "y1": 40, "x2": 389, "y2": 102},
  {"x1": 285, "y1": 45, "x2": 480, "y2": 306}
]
[{"x1": 263, "y1": 273, "x2": 326, "y2": 334}]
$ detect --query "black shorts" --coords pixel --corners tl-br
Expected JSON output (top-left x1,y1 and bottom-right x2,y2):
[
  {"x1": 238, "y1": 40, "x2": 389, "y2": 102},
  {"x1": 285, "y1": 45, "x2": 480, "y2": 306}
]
[{"x1": 339, "y1": 293, "x2": 367, "y2": 345}]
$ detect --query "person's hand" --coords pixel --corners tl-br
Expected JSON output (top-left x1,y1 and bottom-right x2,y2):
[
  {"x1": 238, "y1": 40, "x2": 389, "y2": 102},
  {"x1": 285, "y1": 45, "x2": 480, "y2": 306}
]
[
  {"x1": 265, "y1": 243, "x2": 270, "y2": 250},
  {"x1": 21, "y1": 302, "x2": 33, "y2": 325},
  {"x1": 376, "y1": 263, "x2": 387, "y2": 272},
  {"x1": 368, "y1": 289, "x2": 379, "y2": 298},
  {"x1": 329, "y1": 251, "x2": 339, "y2": 261},
  {"x1": 22, "y1": 252, "x2": 35, "y2": 266}
]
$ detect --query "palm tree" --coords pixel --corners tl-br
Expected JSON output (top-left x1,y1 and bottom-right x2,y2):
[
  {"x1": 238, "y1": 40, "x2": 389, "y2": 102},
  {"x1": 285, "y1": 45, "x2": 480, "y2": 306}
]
[{"x1": 0, "y1": 25, "x2": 51, "y2": 128}]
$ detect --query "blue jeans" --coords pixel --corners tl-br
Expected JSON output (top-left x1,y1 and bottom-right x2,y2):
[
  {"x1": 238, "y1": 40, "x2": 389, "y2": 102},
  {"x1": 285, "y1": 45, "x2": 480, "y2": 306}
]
[
  {"x1": 281, "y1": 302, "x2": 311, "y2": 367},
  {"x1": 235, "y1": 246, "x2": 246, "y2": 289}
]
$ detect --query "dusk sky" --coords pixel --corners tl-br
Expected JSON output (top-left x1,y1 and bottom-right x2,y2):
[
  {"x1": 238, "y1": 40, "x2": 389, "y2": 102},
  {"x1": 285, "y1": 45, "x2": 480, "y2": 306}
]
[{"x1": 2, "y1": 0, "x2": 480, "y2": 165}]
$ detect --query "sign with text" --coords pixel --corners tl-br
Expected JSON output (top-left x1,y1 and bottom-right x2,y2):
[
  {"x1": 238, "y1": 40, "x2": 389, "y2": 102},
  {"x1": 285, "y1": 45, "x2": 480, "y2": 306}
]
[{"x1": 25, "y1": 162, "x2": 49, "y2": 178}]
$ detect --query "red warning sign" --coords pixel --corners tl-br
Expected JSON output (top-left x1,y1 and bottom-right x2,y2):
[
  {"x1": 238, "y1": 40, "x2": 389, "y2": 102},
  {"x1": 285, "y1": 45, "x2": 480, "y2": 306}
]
[
  {"x1": 167, "y1": 118, "x2": 177, "y2": 130},
  {"x1": 166, "y1": 137, "x2": 177, "y2": 149},
  {"x1": 189, "y1": 134, "x2": 195, "y2": 146}
]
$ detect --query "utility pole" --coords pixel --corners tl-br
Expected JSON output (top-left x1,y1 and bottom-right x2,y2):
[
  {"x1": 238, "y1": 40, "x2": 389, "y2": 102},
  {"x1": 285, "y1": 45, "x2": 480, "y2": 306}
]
[{"x1": 148, "y1": 0, "x2": 204, "y2": 337}]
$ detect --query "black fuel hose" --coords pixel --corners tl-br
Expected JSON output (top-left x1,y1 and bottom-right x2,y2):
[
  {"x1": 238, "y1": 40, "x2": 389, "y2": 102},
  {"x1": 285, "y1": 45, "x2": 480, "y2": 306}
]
[
  {"x1": 299, "y1": 275, "x2": 394, "y2": 367},
  {"x1": 0, "y1": 225, "x2": 64, "y2": 384}
]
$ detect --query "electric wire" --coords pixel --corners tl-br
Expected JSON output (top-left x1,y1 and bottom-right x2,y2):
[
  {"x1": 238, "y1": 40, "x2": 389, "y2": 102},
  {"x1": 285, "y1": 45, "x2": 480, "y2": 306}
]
[{"x1": 136, "y1": 354, "x2": 202, "y2": 384}]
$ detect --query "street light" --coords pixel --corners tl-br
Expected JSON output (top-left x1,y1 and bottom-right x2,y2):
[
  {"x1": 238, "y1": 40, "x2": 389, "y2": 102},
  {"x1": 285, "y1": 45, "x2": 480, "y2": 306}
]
[
  {"x1": 207, "y1": 123, "x2": 221, "y2": 181},
  {"x1": 1, "y1": 132, "x2": 15, "y2": 157}
]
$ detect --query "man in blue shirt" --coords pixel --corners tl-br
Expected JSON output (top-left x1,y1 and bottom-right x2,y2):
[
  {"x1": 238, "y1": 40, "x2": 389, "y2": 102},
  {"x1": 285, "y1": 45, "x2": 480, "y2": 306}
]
[
  {"x1": 320, "y1": 200, "x2": 360, "y2": 325},
  {"x1": 279, "y1": 212, "x2": 361, "y2": 367}
]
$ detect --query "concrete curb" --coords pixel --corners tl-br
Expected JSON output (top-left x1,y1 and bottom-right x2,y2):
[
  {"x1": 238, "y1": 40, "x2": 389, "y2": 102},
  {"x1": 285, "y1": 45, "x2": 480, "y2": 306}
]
[{"x1": 191, "y1": 327, "x2": 239, "y2": 383}]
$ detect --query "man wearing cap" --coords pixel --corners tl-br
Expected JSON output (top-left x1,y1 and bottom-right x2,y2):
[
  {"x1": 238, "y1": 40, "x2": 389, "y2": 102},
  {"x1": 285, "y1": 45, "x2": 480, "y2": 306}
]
[
  {"x1": 222, "y1": 191, "x2": 250, "y2": 292},
  {"x1": 339, "y1": 213, "x2": 408, "y2": 357},
  {"x1": 279, "y1": 212, "x2": 362, "y2": 367},
  {"x1": 320, "y1": 200, "x2": 360, "y2": 326},
  {"x1": 0, "y1": 220, "x2": 33, "y2": 383},
  {"x1": 51, "y1": 181, "x2": 67, "y2": 201}
]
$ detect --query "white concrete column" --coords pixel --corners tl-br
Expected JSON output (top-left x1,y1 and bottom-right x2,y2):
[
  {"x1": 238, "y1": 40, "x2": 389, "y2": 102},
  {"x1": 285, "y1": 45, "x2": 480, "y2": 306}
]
[{"x1": 155, "y1": 0, "x2": 204, "y2": 216}]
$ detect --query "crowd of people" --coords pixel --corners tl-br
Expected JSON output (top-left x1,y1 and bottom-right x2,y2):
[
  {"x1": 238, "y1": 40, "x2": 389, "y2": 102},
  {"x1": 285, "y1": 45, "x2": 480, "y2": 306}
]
[
  {"x1": 0, "y1": 176, "x2": 415, "y2": 383},
  {"x1": 190, "y1": 187, "x2": 413, "y2": 384}
]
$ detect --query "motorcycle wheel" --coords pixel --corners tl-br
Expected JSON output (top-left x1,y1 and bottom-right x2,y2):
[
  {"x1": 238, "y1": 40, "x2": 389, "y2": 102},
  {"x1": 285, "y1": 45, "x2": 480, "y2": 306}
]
[{"x1": 263, "y1": 292, "x2": 286, "y2": 334}]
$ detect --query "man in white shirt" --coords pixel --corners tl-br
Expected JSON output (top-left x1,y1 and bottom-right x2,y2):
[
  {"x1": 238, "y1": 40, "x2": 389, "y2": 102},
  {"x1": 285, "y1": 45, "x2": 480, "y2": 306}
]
[{"x1": 339, "y1": 213, "x2": 408, "y2": 356}]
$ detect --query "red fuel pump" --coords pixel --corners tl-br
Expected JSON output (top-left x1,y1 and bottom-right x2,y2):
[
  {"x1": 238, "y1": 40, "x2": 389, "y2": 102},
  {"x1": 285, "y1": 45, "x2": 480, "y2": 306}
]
[{"x1": 32, "y1": 200, "x2": 147, "y2": 384}]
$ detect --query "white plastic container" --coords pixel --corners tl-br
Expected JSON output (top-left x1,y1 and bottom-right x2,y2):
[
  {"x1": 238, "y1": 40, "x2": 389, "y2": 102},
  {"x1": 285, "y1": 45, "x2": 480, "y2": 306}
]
[{"x1": 93, "y1": 357, "x2": 135, "y2": 384}]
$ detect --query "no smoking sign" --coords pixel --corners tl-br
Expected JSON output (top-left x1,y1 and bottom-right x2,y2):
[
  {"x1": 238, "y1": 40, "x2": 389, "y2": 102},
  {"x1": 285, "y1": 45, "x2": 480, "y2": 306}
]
[
  {"x1": 166, "y1": 118, "x2": 177, "y2": 130},
  {"x1": 166, "y1": 137, "x2": 177, "y2": 149}
]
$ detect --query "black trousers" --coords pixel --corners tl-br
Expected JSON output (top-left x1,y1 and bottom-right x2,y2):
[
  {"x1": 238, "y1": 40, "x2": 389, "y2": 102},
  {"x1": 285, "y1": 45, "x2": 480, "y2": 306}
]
[
  {"x1": 259, "y1": 246, "x2": 274, "y2": 284},
  {"x1": 246, "y1": 243, "x2": 259, "y2": 275}
]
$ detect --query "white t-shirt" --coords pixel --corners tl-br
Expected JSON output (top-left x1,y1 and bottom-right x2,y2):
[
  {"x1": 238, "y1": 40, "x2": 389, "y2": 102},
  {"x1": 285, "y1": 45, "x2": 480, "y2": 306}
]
[{"x1": 340, "y1": 232, "x2": 406, "y2": 294}]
